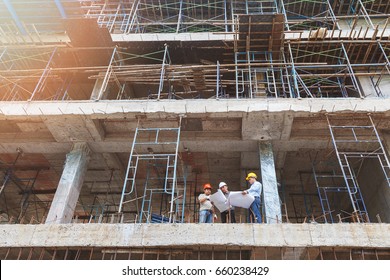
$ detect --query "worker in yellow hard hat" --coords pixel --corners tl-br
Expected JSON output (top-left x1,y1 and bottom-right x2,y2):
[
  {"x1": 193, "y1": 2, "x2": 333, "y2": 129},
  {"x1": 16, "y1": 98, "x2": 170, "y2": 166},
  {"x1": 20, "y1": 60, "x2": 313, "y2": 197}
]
[
  {"x1": 242, "y1": 172, "x2": 263, "y2": 223},
  {"x1": 198, "y1": 183, "x2": 217, "y2": 223}
]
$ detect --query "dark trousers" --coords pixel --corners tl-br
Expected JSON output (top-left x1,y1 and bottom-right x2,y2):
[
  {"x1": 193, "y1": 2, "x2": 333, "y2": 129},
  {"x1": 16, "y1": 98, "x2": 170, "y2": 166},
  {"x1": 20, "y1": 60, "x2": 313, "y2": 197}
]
[{"x1": 221, "y1": 209, "x2": 236, "y2": 223}]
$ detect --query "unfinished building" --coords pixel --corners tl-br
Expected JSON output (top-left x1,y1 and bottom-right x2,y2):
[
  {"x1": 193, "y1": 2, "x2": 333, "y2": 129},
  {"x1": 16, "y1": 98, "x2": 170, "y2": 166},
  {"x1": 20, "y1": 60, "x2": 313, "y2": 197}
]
[{"x1": 0, "y1": 0, "x2": 390, "y2": 260}]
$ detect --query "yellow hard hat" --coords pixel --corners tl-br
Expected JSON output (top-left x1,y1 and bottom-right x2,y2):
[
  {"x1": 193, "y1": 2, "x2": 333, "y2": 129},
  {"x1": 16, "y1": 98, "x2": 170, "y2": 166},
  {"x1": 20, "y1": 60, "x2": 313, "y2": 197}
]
[{"x1": 246, "y1": 172, "x2": 257, "y2": 181}]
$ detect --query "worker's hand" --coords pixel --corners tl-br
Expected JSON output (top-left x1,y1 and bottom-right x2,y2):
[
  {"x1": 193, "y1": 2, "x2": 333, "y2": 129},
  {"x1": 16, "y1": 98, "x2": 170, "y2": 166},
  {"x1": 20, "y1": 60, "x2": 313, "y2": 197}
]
[{"x1": 242, "y1": 191, "x2": 247, "y2": 195}]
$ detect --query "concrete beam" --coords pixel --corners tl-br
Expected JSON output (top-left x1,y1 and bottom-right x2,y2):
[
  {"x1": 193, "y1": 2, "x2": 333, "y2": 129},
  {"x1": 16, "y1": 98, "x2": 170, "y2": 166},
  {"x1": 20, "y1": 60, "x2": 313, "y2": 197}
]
[
  {"x1": 84, "y1": 118, "x2": 105, "y2": 141},
  {"x1": 45, "y1": 143, "x2": 91, "y2": 224},
  {"x1": 242, "y1": 113, "x2": 285, "y2": 141},
  {"x1": 276, "y1": 114, "x2": 294, "y2": 169},
  {"x1": 0, "y1": 139, "x2": 333, "y2": 154},
  {"x1": 43, "y1": 116, "x2": 96, "y2": 142},
  {"x1": 1, "y1": 99, "x2": 390, "y2": 118},
  {"x1": 1, "y1": 224, "x2": 390, "y2": 248},
  {"x1": 259, "y1": 141, "x2": 282, "y2": 224}
]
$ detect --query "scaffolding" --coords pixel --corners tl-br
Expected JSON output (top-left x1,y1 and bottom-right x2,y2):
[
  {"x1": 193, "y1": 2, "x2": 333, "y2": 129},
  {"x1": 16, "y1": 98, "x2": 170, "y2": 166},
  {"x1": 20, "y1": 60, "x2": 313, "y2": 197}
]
[
  {"x1": 0, "y1": 0, "x2": 85, "y2": 39},
  {"x1": 325, "y1": 114, "x2": 390, "y2": 223},
  {"x1": 0, "y1": 45, "x2": 117, "y2": 101},
  {"x1": 313, "y1": 166, "x2": 368, "y2": 223},
  {"x1": 0, "y1": 150, "x2": 51, "y2": 225},
  {"x1": 1, "y1": 1, "x2": 389, "y2": 100},
  {"x1": 234, "y1": 51, "x2": 282, "y2": 98},
  {"x1": 118, "y1": 119, "x2": 187, "y2": 223},
  {"x1": 85, "y1": 0, "x2": 230, "y2": 34}
]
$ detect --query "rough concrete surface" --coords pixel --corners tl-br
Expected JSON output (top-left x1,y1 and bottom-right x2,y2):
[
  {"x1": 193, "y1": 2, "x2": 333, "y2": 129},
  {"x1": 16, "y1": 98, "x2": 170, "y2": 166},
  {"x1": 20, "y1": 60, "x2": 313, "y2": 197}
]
[{"x1": 1, "y1": 224, "x2": 389, "y2": 248}]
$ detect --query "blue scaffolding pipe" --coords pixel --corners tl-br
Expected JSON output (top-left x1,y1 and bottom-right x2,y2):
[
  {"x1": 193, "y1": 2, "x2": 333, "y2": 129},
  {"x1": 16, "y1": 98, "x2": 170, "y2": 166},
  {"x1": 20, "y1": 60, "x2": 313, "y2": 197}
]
[
  {"x1": 54, "y1": 0, "x2": 67, "y2": 19},
  {"x1": 3, "y1": 0, "x2": 27, "y2": 35}
]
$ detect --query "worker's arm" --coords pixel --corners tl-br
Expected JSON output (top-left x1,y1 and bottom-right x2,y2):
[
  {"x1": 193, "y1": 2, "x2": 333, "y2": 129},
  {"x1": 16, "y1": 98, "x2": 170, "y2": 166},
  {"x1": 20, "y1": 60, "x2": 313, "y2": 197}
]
[
  {"x1": 242, "y1": 181, "x2": 261, "y2": 195},
  {"x1": 199, "y1": 195, "x2": 210, "y2": 203},
  {"x1": 212, "y1": 207, "x2": 217, "y2": 220}
]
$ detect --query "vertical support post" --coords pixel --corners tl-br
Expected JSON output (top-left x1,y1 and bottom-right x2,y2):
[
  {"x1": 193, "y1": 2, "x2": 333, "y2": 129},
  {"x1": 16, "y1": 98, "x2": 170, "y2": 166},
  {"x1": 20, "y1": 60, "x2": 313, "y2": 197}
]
[
  {"x1": 259, "y1": 141, "x2": 281, "y2": 223},
  {"x1": 235, "y1": 52, "x2": 240, "y2": 99},
  {"x1": 279, "y1": 0, "x2": 290, "y2": 31},
  {"x1": 176, "y1": 0, "x2": 183, "y2": 33},
  {"x1": 341, "y1": 42, "x2": 364, "y2": 98},
  {"x1": 94, "y1": 47, "x2": 117, "y2": 100},
  {"x1": 224, "y1": 0, "x2": 228, "y2": 32},
  {"x1": 54, "y1": 0, "x2": 67, "y2": 19},
  {"x1": 29, "y1": 47, "x2": 57, "y2": 101},
  {"x1": 216, "y1": 60, "x2": 220, "y2": 99},
  {"x1": 325, "y1": 0, "x2": 341, "y2": 30},
  {"x1": 281, "y1": 52, "x2": 293, "y2": 98},
  {"x1": 287, "y1": 42, "x2": 300, "y2": 97},
  {"x1": 378, "y1": 42, "x2": 390, "y2": 74},
  {"x1": 158, "y1": 44, "x2": 169, "y2": 100},
  {"x1": 128, "y1": 0, "x2": 140, "y2": 33},
  {"x1": 357, "y1": 0, "x2": 375, "y2": 29},
  {"x1": 247, "y1": 51, "x2": 253, "y2": 98},
  {"x1": 45, "y1": 143, "x2": 91, "y2": 224},
  {"x1": 3, "y1": 0, "x2": 27, "y2": 35},
  {"x1": 169, "y1": 117, "x2": 182, "y2": 222}
]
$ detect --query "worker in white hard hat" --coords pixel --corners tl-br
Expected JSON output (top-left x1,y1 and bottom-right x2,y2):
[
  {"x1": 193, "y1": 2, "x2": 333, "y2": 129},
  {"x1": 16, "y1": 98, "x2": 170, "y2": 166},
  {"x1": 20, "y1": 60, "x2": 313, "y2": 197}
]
[
  {"x1": 218, "y1": 182, "x2": 236, "y2": 223},
  {"x1": 242, "y1": 172, "x2": 263, "y2": 223}
]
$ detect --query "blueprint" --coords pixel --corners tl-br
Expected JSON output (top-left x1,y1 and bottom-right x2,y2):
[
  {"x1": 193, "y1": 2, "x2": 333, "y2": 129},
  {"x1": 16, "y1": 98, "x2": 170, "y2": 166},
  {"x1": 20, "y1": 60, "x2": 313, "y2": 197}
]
[
  {"x1": 228, "y1": 191, "x2": 254, "y2": 209},
  {"x1": 210, "y1": 189, "x2": 230, "y2": 212}
]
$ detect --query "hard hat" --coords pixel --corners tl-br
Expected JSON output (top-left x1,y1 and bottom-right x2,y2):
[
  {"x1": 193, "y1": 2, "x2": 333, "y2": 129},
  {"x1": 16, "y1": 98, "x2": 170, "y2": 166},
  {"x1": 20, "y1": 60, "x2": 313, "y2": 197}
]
[
  {"x1": 246, "y1": 172, "x2": 257, "y2": 181},
  {"x1": 203, "y1": 183, "x2": 212, "y2": 190},
  {"x1": 218, "y1": 182, "x2": 227, "y2": 188}
]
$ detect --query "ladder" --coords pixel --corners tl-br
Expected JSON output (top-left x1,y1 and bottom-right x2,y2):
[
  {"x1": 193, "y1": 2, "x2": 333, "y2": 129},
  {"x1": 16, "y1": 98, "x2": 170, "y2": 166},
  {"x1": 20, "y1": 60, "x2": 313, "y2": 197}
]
[
  {"x1": 316, "y1": 187, "x2": 334, "y2": 223},
  {"x1": 326, "y1": 115, "x2": 390, "y2": 222},
  {"x1": 174, "y1": 177, "x2": 187, "y2": 223},
  {"x1": 119, "y1": 120, "x2": 184, "y2": 223},
  {"x1": 139, "y1": 189, "x2": 153, "y2": 223},
  {"x1": 338, "y1": 154, "x2": 369, "y2": 222},
  {"x1": 313, "y1": 168, "x2": 364, "y2": 223},
  {"x1": 313, "y1": 167, "x2": 338, "y2": 223}
]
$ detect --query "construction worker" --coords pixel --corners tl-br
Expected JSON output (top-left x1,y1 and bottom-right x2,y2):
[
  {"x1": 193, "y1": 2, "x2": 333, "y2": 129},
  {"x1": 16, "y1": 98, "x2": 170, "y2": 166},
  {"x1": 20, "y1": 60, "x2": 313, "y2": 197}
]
[
  {"x1": 242, "y1": 172, "x2": 262, "y2": 223},
  {"x1": 198, "y1": 183, "x2": 217, "y2": 223},
  {"x1": 218, "y1": 182, "x2": 236, "y2": 223}
]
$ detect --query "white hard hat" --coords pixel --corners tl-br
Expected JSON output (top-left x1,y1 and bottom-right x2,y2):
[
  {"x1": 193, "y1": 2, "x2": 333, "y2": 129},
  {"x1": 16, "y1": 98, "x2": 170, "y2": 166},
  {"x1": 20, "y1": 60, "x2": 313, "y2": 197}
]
[{"x1": 218, "y1": 182, "x2": 227, "y2": 188}]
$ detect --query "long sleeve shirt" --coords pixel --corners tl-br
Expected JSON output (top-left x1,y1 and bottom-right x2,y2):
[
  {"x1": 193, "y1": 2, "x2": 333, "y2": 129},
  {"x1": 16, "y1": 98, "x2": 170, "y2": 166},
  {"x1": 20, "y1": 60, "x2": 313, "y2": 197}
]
[{"x1": 246, "y1": 181, "x2": 262, "y2": 198}]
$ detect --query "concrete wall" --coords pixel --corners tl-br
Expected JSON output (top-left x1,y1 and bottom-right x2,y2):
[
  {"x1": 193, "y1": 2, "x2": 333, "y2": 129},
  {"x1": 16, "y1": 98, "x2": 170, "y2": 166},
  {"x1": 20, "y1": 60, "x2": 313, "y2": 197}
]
[
  {"x1": 359, "y1": 76, "x2": 390, "y2": 98},
  {"x1": 358, "y1": 158, "x2": 390, "y2": 222},
  {"x1": 338, "y1": 19, "x2": 389, "y2": 30}
]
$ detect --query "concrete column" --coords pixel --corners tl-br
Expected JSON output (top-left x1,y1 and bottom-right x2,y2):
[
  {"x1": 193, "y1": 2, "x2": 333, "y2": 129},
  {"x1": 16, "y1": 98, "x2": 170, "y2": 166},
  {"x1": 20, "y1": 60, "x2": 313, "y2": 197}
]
[
  {"x1": 259, "y1": 141, "x2": 281, "y2": 223},
  {"x1": 45, "y1": 143, "x2": 91, "y2": 224}
]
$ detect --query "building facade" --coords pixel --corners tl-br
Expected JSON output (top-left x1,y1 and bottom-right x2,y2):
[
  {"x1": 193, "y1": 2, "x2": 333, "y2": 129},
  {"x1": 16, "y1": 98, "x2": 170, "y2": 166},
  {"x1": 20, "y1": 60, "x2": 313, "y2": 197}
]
[{"x1": 0, "y1": 0, "x2": 390, "y2": 260}]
